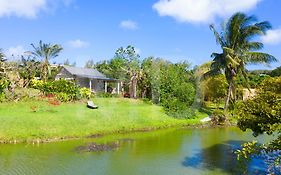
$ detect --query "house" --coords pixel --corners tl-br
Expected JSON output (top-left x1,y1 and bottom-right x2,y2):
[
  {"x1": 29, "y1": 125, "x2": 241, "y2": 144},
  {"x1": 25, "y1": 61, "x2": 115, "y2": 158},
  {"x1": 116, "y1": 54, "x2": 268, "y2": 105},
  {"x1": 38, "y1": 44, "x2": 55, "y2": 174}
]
[
  {"x1": 55, "y1": 65, "x2": 121, "y2": 94},
  {"x1": 242, "y1": 88, "x2": 256, "y2": 100}
]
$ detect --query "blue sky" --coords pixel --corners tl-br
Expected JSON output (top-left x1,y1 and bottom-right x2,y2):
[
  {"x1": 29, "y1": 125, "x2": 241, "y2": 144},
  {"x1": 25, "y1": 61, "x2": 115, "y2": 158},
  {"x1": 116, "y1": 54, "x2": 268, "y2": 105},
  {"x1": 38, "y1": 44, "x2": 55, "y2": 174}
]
[{"x1": 0, "y1": 0, "x2": 280, "y2": 69}]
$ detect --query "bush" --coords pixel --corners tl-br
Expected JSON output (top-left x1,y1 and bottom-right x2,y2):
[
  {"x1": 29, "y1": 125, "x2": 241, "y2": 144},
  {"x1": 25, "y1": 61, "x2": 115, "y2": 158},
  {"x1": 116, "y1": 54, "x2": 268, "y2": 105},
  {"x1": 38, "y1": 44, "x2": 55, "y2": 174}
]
[
  {"x1": 211, "y1": 109, "x2": 225, "y2": 125},
  {"x1": 79, "y1": 87, "x2": 92, "y2": 99},
  {"x1": 55, "y1": 92, "x2": 71, "y2": 102},
  {"x1": 31, "y1": 79, "x2": 80, "y2": 101},
  {"x1": 234, "y1": 76, "x2": 281, "y2": 173}
]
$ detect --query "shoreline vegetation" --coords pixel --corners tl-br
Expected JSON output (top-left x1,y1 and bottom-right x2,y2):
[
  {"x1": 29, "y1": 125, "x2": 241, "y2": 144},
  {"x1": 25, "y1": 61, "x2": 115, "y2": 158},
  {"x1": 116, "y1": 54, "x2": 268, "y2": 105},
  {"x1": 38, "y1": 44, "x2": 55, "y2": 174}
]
[{"x1": 0, "y1": 98, "x2": 210, "y2": 144}]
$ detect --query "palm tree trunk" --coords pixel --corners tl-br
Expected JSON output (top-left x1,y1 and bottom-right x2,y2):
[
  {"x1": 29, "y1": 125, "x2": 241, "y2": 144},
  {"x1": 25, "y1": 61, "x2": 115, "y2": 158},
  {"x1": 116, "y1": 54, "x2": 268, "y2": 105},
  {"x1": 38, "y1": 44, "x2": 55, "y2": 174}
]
[{"x1": 224, "y1": 81, "x2": 233, "y2": 116}]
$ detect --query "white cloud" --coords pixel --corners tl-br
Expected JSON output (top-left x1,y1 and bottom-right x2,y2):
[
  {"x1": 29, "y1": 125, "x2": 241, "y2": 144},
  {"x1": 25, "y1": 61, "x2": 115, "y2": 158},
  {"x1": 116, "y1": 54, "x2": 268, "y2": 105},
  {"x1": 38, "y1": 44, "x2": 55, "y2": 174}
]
[
  {"x1": 153, "y1": 0, "x2": 262, "y2": 24},
  {"x1": 67, "y1": 39, "x2": 89, "y2": 48},
  {"x1": 5, "y1": 45, "x2": 26, "y2": 58},
  {"x1": 0, "y1": 0, "x2": 74, "y2": 18},
  {"x1": 261, "y1": 28, "x2": 281, "y2": 45},
  {"x1": 119, "y1": 20, "x2": 138, "y2": 30}
]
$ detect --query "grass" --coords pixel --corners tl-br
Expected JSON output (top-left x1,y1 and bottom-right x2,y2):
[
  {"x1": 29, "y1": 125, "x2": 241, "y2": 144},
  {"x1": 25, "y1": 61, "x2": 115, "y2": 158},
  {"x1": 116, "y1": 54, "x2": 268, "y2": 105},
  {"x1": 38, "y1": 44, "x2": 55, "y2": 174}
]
[{"x1": 0, "y1": 98, "x2": 208, "y2": 143}]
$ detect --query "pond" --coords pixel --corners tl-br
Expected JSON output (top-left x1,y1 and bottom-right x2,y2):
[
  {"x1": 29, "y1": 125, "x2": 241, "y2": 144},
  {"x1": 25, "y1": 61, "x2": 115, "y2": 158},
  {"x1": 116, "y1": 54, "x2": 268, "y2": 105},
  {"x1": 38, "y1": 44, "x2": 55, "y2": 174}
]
[{"x1": 0, "y1": 127, "x2": 274, "y2": 175}]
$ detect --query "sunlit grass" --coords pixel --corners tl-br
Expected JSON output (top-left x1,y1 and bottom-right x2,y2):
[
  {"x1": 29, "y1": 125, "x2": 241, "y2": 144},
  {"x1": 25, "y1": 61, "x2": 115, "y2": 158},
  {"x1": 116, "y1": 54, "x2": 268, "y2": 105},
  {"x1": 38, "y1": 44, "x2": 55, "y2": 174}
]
[{"x1": 0, "y1": 98, "x2": 207, "y2": 143}]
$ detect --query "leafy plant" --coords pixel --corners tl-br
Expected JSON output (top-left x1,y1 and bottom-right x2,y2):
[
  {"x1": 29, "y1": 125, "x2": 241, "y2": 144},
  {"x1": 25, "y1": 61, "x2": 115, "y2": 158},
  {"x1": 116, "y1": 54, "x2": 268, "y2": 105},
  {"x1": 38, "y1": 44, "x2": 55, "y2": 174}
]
[
  {"x1": 235, "y1": 76, "x2": 281, "y2": 173},
  {"x1": 79, "y1": 87, "x2": 92, "y2": 99}
]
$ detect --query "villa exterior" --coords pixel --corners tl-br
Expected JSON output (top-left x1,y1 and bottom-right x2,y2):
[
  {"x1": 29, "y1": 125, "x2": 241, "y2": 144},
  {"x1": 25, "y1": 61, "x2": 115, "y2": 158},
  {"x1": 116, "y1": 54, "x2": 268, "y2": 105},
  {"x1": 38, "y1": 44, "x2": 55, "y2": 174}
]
[{"x1": 55, "y1": 65, "x2": 121, "y2": 94}]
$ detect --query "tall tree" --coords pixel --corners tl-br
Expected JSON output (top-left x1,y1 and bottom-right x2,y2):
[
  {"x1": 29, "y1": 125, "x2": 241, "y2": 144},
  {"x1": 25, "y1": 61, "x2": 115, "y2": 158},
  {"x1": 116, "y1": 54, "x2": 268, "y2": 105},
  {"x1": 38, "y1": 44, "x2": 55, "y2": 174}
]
[
  {"x1": 31, "y1": 41, "x2": 63, "y2": 81},
  {"x1": 114, "y1": 45, "x2": 141, "y2": 98},
  {"x1": 204, "y1": 12, "x2": 277, "y2": 116}
]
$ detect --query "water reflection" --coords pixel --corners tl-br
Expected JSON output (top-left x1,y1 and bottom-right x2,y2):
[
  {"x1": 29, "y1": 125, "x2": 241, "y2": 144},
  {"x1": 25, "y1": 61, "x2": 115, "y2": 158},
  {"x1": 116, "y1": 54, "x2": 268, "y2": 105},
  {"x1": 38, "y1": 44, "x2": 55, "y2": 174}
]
[{"x1": 0, "y1": 127, "x2": 273, "y2": 175}]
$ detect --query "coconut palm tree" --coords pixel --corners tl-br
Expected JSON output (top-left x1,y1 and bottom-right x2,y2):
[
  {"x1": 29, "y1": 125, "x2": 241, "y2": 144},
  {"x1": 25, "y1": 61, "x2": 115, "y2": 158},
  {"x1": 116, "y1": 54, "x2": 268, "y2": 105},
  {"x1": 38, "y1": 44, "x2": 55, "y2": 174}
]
[
  {"x1": 31, "y1": 41, "x2": 63, "y2": 81},
  {"x1": 204, "y1": 12, "x2": 277, "y2": 116}
]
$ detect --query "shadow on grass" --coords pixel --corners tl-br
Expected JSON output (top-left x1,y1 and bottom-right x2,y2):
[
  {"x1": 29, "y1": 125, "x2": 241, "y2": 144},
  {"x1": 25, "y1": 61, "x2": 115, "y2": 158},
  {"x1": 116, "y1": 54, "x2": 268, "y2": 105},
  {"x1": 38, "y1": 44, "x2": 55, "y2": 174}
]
[{"x1": 182, "y1": 140, "x2": 268, "y2": 175}]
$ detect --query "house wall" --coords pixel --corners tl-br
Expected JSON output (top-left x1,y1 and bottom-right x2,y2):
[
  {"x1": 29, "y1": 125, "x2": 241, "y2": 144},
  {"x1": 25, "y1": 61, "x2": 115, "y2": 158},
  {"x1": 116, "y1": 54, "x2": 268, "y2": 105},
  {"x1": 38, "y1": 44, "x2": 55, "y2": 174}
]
[
  {"x1": 77, "y1": 78, "x2": 105, "y2": 93},
  {"x1": 92, "y1": 79, "x2": 105, "y2": 92},
  {"x1": 55, "y1": 68, "x2": 106, "y2": 93}
]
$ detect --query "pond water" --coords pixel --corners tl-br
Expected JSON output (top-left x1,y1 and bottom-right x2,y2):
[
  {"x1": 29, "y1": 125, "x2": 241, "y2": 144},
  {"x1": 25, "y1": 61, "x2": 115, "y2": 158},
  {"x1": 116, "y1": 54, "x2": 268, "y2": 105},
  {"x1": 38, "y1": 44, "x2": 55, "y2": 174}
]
[{"x1": 0, "y1": 127, "x2": 275, "y2": 175}]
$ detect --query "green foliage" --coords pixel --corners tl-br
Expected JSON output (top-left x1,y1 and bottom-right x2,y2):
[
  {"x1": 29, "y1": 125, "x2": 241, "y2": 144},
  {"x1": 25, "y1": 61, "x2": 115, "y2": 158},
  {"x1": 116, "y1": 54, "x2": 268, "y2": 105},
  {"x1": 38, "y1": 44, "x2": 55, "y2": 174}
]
[
  {"x1": 31, "y1": 79, "x2": 80, "y2": 101},
  {"x1": 54, "y1": 92, "x2": 71, "y2": 102},
  {"x1": 205, "y1": 12, "x2": 276, "y2": 115},
  {"x1": 236, "y1": 73, "x2": 270, "y2": 88},
  {"x1": 159, "y1": 62, "x2": 196, "y2": 119},
  {"x1": 235, "y1": 76, "x2": 281, "y2": 171},
  {"x1": 202, "y1": 75, "x2": 227, "y2": 102},
  {"x1": 211, "y1": 109, "x2": 226, "y2": 125},
  {"x1": 18, "y1": 56, "x2": 41, "y2": 87},
  {"x1": 4, "y1": 88, "x2": 41, "y2": 102},
  {"x1": 236, "y1": 77, "x2": 281, "y2": 136},
  {"x1": 270, "y1": 66, "x2": 281, "y2": 77},
  {"x1": 30, "y1": 40, "x2": 63, "y2": 82},
  {"x1": 0, "y1": 78, "x2": 9, "y2": 94},
  {"x1": 79, "y1": 87, "x2": 92, "y2": 99}
]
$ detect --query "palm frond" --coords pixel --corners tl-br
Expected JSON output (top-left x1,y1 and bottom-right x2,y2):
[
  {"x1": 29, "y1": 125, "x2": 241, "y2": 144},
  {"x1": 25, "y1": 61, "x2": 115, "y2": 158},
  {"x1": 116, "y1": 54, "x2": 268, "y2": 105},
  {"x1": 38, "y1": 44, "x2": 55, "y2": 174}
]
[
  {"x1": 210, "y1": 24, "x2": 226, "y2": 47},
  {"x1": 244, "y1": 52, "x2": 277, "y2": 64}
]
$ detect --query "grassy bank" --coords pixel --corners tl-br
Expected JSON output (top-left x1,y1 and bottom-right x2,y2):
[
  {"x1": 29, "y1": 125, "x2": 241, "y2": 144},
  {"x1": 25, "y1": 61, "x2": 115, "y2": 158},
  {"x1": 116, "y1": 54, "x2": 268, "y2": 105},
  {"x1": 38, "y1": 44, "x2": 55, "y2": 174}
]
[{"x1": 0, "y1": 98, "x2": 207, "y2": 143}]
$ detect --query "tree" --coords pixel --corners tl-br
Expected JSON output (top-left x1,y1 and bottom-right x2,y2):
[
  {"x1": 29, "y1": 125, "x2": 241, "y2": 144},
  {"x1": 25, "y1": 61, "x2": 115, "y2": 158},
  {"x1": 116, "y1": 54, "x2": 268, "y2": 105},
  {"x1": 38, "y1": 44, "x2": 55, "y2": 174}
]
[
  {"x1": 31, "y1": 41, "x2": 63, "y2": 82},
  {"x1": 114, "y1": 45, "x2": 141, "y2": 98},
  {"x1": 235, "y1": 77, "x2": 281, "y2": 173},
  {"x1": 270, "y1": 66, "x2": 281, "y2": 77},
  {"x1": 205, "y1": 12, "x2": 277, "y2": 116}
]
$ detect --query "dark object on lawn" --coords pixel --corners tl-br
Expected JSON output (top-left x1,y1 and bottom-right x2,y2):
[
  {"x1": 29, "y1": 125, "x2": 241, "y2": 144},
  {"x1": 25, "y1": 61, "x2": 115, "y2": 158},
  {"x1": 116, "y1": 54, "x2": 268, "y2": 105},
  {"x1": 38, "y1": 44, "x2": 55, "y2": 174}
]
[{"x1": 87, "y1": 101, "x2": 98, "y2": 109}]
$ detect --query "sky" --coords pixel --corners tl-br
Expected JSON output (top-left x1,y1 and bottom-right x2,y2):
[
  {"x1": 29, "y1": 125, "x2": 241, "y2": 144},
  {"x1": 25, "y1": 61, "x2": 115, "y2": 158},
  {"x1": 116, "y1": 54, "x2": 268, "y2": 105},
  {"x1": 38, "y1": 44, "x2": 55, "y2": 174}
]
[{"x1": 0, "y1": 0, "x2": 280, "y2": 70}]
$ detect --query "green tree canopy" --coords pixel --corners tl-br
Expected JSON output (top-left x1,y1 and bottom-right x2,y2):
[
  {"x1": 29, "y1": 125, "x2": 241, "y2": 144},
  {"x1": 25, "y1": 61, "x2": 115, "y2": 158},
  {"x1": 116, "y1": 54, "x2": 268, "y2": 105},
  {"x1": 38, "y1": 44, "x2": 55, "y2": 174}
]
[{"x1": 205, "y1": 12, "x2": 277, "y2": 116}]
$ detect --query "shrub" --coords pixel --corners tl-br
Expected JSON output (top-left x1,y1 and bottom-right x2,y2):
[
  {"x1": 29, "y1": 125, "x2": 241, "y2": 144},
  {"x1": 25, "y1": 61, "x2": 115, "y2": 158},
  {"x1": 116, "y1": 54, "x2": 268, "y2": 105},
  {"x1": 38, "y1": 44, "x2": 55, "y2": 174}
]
[
  {"x1": 211, "y1": 109, "x2": 225, "y2": 125},
  {"x1": 55, "y1": 92, "x2": 71, "y2": 102},
  {"x1": 234, "y1": 77, "x2": 281, "y2": 172},
  {"x1": 31, "y1": 79, "x2": 80, "y2": 101},
  {"x1": 79, "y1": 87, "x2": 92, "y2": 99}
]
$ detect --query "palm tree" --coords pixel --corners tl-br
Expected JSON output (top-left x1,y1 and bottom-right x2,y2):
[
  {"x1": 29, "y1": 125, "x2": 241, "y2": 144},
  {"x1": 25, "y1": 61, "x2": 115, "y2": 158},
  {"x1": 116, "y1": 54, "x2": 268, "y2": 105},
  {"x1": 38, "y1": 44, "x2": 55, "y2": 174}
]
[
  {"x1": 31, "y1": 41, "x2": 63, "y2": 81},
  {"x1": 204, "y1": 12, "x2": 277, "y2": 116}
]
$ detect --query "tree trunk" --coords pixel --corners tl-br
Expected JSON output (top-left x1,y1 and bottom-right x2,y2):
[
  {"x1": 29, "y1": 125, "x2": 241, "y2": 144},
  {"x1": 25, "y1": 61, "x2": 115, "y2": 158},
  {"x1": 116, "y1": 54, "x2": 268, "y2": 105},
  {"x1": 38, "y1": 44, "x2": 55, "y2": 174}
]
[
  {"x1": 224, "y1": 81, "x2": 233, "y2": 117},
  {"x1": 129, "y1": 73, "x2": 137, "y2": 99}
]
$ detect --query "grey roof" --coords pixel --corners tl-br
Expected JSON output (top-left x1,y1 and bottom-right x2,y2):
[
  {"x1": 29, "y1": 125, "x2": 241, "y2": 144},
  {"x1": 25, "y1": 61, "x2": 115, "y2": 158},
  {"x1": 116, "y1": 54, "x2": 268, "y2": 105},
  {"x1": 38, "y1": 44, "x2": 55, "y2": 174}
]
[{"x1": 63, "y1": 65, "x2": 116, "y2": 80}]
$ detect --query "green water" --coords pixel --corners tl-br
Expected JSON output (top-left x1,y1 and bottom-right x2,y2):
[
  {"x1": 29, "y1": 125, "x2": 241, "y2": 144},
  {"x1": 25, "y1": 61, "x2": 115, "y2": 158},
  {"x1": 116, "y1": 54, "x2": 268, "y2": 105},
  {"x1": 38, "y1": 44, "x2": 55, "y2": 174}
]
[{"x1": 0, "y1": 127, "x2": 271, "y2": 175}]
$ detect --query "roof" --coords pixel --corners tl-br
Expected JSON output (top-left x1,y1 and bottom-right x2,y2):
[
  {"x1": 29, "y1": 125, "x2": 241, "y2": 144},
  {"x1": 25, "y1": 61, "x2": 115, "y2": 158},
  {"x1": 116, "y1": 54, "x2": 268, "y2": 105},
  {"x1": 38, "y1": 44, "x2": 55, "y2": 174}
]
[{"x1": 62, "y1": 65, "x2": 117, "y2": 81}]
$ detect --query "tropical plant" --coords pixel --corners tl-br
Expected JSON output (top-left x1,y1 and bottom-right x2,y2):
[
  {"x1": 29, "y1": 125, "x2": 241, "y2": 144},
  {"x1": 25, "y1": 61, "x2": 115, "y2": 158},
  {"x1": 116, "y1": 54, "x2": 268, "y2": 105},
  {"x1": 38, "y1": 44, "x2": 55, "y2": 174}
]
[
  {"x1": 30, "y1": 40, "x2": 63, "y2": 82},
  {"x1": 204, "y1": 12, "x2": 277, "y2": 116},
  {"x1": 18, "y1": 56, "x2": 41, "y2": 87}
]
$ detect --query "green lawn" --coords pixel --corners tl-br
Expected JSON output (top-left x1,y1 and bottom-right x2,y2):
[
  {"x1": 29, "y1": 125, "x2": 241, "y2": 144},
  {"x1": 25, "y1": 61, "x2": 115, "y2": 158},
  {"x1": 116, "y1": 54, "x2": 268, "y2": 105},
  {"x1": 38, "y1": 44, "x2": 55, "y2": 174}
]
[{"x1": 0, "y1": 98, "x2": 207, "y2": 143}]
